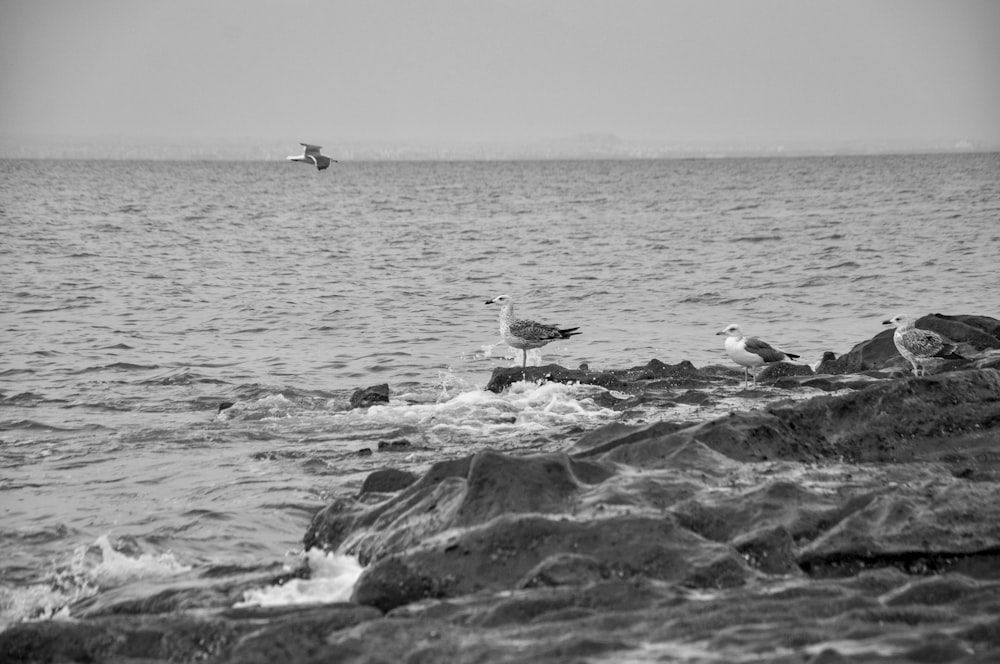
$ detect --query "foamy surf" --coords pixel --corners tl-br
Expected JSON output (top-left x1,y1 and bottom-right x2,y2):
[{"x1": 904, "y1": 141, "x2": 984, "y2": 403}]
[
  {"x1": 234, "y1": 550, "x2": 362, "y2": 608},
  {"x1": 218, "y1": 380, "x2": 619, "y2": 446},
  {"x1": 0, "y1": 534, "x2": 191, "y2": 629}
]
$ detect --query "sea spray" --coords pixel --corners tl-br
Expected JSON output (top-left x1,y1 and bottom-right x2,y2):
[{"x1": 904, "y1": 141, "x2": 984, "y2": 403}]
[
  {"x1": 0, "y1": 534, "x2": 190, "y2": 628},
  {"x1": 234, "y1": 550, "x2": 362, "y2": 607}
]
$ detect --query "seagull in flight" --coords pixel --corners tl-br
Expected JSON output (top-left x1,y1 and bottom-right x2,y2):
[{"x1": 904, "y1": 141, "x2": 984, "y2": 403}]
[
  {"x1": 716, "y1": 323, "x2": 800, "y2": 387},
  {"x1": 882, "y1": 313, "x2": 964, "y2": 376},
  {"x1": 485, "y1": 294, "x2": 580, "y2": 368},
  {"x1": 287, "y1": 143, "x2": 337, "y2": 170}
]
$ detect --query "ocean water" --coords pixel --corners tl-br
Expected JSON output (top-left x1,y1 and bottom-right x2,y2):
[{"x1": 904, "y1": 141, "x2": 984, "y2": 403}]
[{"x1": 1, "y1": 153, "x2": 999, "y2": 625}]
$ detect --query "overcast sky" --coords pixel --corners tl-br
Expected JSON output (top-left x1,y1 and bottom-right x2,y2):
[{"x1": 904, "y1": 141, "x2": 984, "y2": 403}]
[{"x1": 1, "y1": 0, "x2": 998, "y2": 148}]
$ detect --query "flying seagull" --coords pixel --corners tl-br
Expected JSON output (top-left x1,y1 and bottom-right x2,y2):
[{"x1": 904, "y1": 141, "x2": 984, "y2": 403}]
[
  {"x1": 882, "y1": 313, "x2": 964, "y2": 376},
  {"x1": 485, "y1": 294, "x2": 580, "y2": 368},
  {"x1": 287, "y1": 143, "x2": 337, "y2": 170},
  {"x1": 716, "y1": 323, "x2": 800, "y2": 387}
]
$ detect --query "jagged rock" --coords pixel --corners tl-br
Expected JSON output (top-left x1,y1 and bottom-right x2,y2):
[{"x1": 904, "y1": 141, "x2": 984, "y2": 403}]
[
  {"x1": 485, "y1": 359, "x2": 730, "y2": 393},
  {"x1": 349, "y1": 383, "x2": 390, "y2": 408},
  {"x1": 593, "y1": 369, "x2": 1000, "y2": 468},
  {"x1": 10, "y1": 318, "x2": 1000, "y2": 664},
  {"x1": 817, "y1": 314, "x2": 1000, "y2": 375},
  {"x1": 305, "y1": 451, "x2": 614, "y2": 562},
  {"x1": 485, "y1": 364, "x2": 632, "y2": 393},
  {"x1": 351, "y1": 513, "x2": 750, "y2": 612}
]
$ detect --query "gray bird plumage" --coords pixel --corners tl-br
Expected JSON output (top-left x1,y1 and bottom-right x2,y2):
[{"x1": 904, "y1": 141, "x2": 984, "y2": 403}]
[{"x1": 485, "y1": 294, "x2": 580, "y2": 368}]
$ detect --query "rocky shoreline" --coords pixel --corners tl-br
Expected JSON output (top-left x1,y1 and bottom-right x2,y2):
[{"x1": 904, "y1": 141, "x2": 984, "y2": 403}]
[{"x1": 4, "y1": 314, "x2": 1000, "y2": 663}]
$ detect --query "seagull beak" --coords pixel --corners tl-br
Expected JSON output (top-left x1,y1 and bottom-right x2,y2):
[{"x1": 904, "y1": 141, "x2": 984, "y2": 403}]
[
  {"x1": 484, "y1": 298, "x2": 494, "y2": 305},
  {"x1": 715, "y1": 330, "x2": 726, "y2": 335},
  {"x1": 882, "y1": 320, "x2": 892, "y2": 325}
]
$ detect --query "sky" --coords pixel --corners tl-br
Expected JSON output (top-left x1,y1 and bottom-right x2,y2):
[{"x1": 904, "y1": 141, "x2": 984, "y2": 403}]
[{"x1": 1, "y1": 0, "x2": 998, "y2": 153}]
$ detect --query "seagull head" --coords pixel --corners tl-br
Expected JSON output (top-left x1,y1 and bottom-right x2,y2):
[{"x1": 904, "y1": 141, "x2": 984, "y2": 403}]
[
  {"x1": 716, "y1": 323, "x2": 743, "y2": 338},
  {"x1": 485, "y1": 294, "x2": 511, "y2": 306},
  {"x1": 882, "y1": 313, "x2": 915, "y2": 329}
]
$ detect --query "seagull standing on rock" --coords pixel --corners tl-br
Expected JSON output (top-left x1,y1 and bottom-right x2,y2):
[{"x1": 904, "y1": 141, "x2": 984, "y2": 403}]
[
  {"x1": 485, "y1": 294, "x2": 580, "y2": 368},
  {"x1": 717, "y1": 323, "x2": 800, "y2": 387},
  {"x1": 882, "y1": 313, "x2": 964, "y2": 376}
]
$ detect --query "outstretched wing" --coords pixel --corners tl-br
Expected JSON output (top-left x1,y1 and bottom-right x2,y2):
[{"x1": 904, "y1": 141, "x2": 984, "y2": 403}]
[{"x1": 300, "y1": 143, "x2": 323, "y2": 156}]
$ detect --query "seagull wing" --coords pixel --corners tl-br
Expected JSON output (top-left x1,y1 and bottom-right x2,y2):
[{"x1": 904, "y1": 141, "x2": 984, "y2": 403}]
[
  {"x1": 314, "y1": 155, "x2": 331, "y2": 170},
  {"x1": 509, "y1": 319, "x2": 567, "y2": 342},
  {"x1": 300, "y1": 143, "x2": 323, "y2": 156},
  {"x1": 744, "y1": 336, "x2": 792, "y2": 362},
  {"x1": 898, "y1": 329, "x2": 944, "y2": 357}
]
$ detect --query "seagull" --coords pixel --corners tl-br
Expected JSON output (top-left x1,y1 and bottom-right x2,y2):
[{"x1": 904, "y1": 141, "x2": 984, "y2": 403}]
[
  {"x1": 716, "y1": 323, "x2": 800, "y2": 387},
  {"x1": 287, "y1": 143, "x2": 337, "y2": 170},
  {"x1": 485, "y1": 294, "x2": 580, "y2": 368},
  {"x1": 882, "y1": 313, "x2": 964, "y2": 376}
]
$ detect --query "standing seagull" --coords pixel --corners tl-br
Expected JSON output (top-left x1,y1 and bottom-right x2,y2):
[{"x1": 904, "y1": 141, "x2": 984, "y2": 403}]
[
  {"x1": 716, "y1": 323, "x2": 800, "y2": 387},
  {"x1": 882, "y1": 313, "x2": 964, "y2": 376},
  {"x1": 287, "y1": 143, "x2": 337, "y2": 170},
  {"x1": 485, "y1": 294, "x2": 580, "y2": 368}
]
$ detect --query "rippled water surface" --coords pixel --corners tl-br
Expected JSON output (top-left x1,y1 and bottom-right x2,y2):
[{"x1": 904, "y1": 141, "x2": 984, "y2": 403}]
[{"x1": 2, "y1": 154, "x2": 999, "y2": 624}]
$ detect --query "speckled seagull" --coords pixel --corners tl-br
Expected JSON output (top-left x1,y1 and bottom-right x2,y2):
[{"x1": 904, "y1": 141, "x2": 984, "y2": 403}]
[
  {"x1": 485, "y1": 294, "x2": 580, "y2": 368},
  {"x1": 882, "y1": 313, "x2": 964, "y2": 376},
  {"x1": 716, "y1": 323, "x2": 800, "y2": 387},
  {"x1": 287, "y1": 143, "x2": 337, "y2": 170}
]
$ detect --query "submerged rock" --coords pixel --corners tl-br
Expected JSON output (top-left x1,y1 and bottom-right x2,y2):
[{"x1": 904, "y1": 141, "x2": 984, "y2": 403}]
[{"x1": 349, "y1": 383, "x2": 390, "y2": 408}]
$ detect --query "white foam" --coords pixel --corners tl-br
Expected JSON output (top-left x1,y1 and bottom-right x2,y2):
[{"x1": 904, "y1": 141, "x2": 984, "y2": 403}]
[
  {"x1": 71, "y1": 534, "x2": 191, "y2": 588},
  {"x1": 234, "y1": 549, "x2": 362, "y2": 607},
  {"x1": 357, "y1": 381, "x2": 614, "y2": 433},
  {"x1": 0, "y1": 534, "x2": 191, "y2": 629}
]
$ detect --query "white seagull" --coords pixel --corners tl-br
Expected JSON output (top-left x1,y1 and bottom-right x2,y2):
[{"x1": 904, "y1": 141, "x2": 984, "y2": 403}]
[
  {"x1": 882, "y1": 313, "x2": 964, "y2": 376},
  {"x1": 485, "y1": 294, "x2": 580, "y2": 368},
  {"x1": 287, "y1": 143, "x2": 337, "y2": 170},
  {"x1": 716, "y1": 323, "x2": 800, "y2": 387}
]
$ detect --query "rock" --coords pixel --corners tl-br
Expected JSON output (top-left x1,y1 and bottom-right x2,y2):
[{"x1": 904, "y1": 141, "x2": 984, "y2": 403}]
[
  {"x1": 376, "y1": 439, "x2": 415, "y2": 452},
  {"x1": 484, "y1": 359, "x2": 730, "y2": 393},
  {"x1": 351, "y1": 513, "x2": 750, "y2": 612},
  {"x1": 756, "y1": 361, "x2": 815, "y2": 383},
  {"x1": 485, "y1": 364, "x2": 632, "y2": 393},
  {"x1": 306, "y1": 451, "x2": 615, "y2": 563},
  {"x1": 359, "y1": 468, "x2": 418, "y2": 495},
  {"x1": 733, "y1": 525, "x2": 799, "y2": 575},
  {"x1": 349, "y1": 383, "x2": 390, "y2": 408},
  {"x1": 0, "y1": 604, "x2": 380, "y2": 664},
  {"x1": 773, "y1": 373, "x2": 886, "y2": 391},
  {"x1": 596, "y1": 369, "x2": 1000, "y2": 468},
  {"x1": 10, "y1": 324, "x2": 1000, "y2": 664},
  {"x1": 818, "y1": 314, "x2": 1000, "y2": 375}
]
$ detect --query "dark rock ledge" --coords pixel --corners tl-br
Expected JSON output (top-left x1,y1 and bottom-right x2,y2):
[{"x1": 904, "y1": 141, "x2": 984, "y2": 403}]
[{"x1": 4, "y1": 315, "x2": 1000, "y2": 664}]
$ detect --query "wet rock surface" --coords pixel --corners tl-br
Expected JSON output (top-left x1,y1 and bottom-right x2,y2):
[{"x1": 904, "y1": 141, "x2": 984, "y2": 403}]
[
  {"x1": 349, "y1": 383, "x2": 390, "y2": 409},
  {"x1": 5, "y1": 316, "x2": 1000, "y2": 663}
]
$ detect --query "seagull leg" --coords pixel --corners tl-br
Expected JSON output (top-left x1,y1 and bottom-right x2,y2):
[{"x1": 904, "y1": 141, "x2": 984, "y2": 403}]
[{"x1": 522, "y1": 349, "x2": 527, "y2": 368}]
